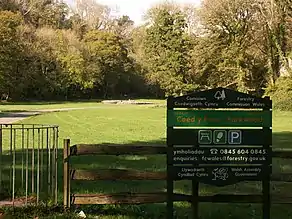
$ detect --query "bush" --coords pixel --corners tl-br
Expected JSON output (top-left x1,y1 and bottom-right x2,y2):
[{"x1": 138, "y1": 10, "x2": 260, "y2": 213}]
[{"x1": 264, "y1": 77, "x2": 292, "y2": 111}]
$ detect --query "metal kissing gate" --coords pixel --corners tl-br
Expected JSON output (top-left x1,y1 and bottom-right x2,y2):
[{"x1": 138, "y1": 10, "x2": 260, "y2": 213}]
[{"x1": 0, "y1": 124, "x2": 59, "y2": 205}]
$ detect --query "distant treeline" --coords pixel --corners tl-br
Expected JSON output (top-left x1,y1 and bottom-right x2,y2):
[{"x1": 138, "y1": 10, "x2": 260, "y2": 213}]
[{"x1": 0, "y1": 0, "x2": 291, "y2": 109}]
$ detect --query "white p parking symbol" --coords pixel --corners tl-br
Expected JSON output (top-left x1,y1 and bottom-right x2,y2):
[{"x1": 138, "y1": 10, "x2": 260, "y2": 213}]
[{"x1": 228, "y1": 130, "x2": 242, "y2": 144}]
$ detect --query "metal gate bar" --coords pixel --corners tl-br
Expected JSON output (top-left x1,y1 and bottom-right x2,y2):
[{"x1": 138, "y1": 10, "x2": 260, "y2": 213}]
[
  {"x1": 0, "y1": 127, "x2": 2, "y2": 195},
  {"x1": 0, "y1": 124, "x2": 59, "y2": 206}
]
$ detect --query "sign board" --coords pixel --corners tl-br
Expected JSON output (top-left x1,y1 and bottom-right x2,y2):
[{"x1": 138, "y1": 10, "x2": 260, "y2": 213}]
[
  {"x1": 167, "y1": 87, "x2": 272, "y2": 109},
  {"x1": 172, "y1": 147, "x2": 272, "y2": 165},
  {"x1": 167, "y1": 110, "x2": 272, "y2": 127},
  {"x1": 166, "y1": 87, "x2": 272, "y2": 219},
  {"x1": 167, "y1": 129, "x2": 272, "y2": 146},
  {"x1": 170, "y1": 165, "x2": 271, "y2": 186}
]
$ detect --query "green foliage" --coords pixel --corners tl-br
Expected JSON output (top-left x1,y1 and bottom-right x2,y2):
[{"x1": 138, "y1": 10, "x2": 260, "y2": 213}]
[
  {"x1": 0, "y1": 5, "x2": 148, "y2": 100},
  {"x1": 1, "y1": 205, "x2": 76, "y2": 218},
  {"x1": 192, "y1": 0, "x2": 269, "y2": 94},
  {"x1": 83, "y1": 30, "x2": 135, "y2": 97},
  {"x1": 0, "y1": 0, "x2": 291, "y2": 103},
  {"x1": 0, "y1": 10, "x2": 24, "y2": 98},
  {"x1": 20, "y1": 27, "x2": 68, "y2": 99},
  {"x1": 265, "y1": 77, "x2": 292, "y2": 111},
  {"x1": 144, "y1": 8, "x2": 196, "y2": 97},
  {"x1": 0, "y1": 0, "x2": 19, "y2": 12}
]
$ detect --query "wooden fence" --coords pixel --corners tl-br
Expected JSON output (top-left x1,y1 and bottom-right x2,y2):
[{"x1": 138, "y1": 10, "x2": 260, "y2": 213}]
[{"x1": 63, "y1": 139, "x2": 292, "y2": 208}]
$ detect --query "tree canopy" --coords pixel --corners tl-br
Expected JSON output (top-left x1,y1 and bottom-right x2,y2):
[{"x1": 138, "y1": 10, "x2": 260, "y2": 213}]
[{"x1": 0, "y1": 0, "x2": 291, "y2": 108}]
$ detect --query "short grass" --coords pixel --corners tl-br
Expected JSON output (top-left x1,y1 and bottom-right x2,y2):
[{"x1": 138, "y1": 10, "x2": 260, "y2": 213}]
[
  {"x1": 0, "y1": 102, "x2": 292, "y2": 219},
  {"x1": 0, "y1": 99, "x2": 165, "y2": 112}
]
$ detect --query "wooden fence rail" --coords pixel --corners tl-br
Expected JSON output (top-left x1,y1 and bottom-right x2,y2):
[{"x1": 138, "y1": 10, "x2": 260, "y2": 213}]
[{"x1": 63, "y1": 139, "x2": 292, "y2": 208}]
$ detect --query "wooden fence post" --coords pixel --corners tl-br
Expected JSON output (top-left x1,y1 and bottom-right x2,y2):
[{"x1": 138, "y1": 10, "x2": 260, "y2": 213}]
[
  {"x1": 0, "y1": 127, "x2": 2, "y2": 195},
  {"x1": 63, "y1": 139, "x2": 70, "y2": 209}
]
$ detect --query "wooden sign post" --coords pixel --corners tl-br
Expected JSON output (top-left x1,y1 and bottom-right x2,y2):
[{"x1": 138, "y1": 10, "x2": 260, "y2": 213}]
[{"x1": 166, "y1": 87, "x2": 272, "y2": 219}]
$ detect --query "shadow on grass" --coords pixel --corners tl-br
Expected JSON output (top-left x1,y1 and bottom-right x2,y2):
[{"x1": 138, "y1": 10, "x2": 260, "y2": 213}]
[
  {"x1": 0, "y1": 97, "x2": 164, "y2": 106},
  {"x1": 272, "y1": 131, "x2": 292, "y2": 148},
  {"x1": 0, "y1": 99, "x2": 104, "y2": 106},
  {"x1": 1, "y1": 132, "x2": 292, "y2": 218},
  {"x1": 0, "y1": 112, "x2": 35, "y2": 118}
]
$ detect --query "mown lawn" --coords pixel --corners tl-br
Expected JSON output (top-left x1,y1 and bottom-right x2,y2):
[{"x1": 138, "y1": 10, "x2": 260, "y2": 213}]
[
  {"x1": 0, "y1": 99, "x2": 165, "y2": 112},
  {"x1": 1, "y1": 102, "x2": 292, "y2": 218}
]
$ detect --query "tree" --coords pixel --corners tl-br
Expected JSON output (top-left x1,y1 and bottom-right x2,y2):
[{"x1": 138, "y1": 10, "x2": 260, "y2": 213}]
[
  {"x1": 0, "y1": 0, "x2": 20, "y2": 12},
  {"x1": 255, "y1": 0, "x2": 292, "y2": 84},
  {"x1": 67, "y1": 13, "x2": 88, "y2": 39},
  {"x1": 107, "y1": 15, "x2": 135, "y2": 57},
  {"x1": 0, "y1": 11, "x2": 24, "y2": 99},
  {"x1": 144, "y1": 7, "x2": 195, "y2": 97},
  {"x1": 191, "y1": 0, "x2": 269, "y2": 94},
  {"x1": 83, "y1": 30, "x2": 134, "y2": 98},
  {"x1": 0, "y1": 1, "x2": 155, "y2": 100},
  {"x1": 110, "y1": 15, "x2": 134, "y2": 36},
  {"x1": 74, "y1": 0, "x2": 112, "y2": 30}
]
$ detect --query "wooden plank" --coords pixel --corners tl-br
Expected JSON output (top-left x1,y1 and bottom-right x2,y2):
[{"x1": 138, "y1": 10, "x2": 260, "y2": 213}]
[
  {"x1": 166, "y1": 125, "x2": 174, "y2": 219},
  {"x1": 70, "y1": 144, "x2": 167, "y2": 156},
  {"x1": 0, "y1": 128, "x2": 2, "y2": 195},
  {"x1": 271, "y1": 173, "x2": 292, "y2": 182},
  {"x1": 71, "y1": 192, "x2": 292, "y2": 205},
  {"x1": 72, "y1": 192, "x2": 191, "y2": 205},
  {"x1": 202, "y1": 194, "x2": 292, "y2": 204},
  {"x1": 63, "y1": 139, "x2": 70, "y2": 209},
  {"x1": 71, "y1": 169, "x2": 166, "y2": 180},
  {"x1": 273, "y1": 149, "x2": 292, "y2": 159},
  {"x1": 200, "y1": 194, "x2": 263, "y2": 203}
]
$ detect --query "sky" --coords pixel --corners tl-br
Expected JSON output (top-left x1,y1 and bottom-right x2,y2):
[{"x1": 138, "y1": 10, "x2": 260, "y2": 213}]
[{"x1": 65, "y1": 0, "x2": 202, "y2": 25}]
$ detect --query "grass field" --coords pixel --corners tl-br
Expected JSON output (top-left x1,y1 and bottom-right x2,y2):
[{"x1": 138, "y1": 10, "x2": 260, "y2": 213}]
[
  {"x1": 0, "y1": 99, "x2": 165, "y2": 112},
  {"x1": 1, "y1": 101, "x2": 292, "y2": 218}
]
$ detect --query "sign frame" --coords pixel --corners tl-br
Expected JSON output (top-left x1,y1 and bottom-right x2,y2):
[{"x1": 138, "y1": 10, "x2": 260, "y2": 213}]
[
  {"x1": 172, "y1": 147, "x2": 272, "y2": 165},
  {"x1": 167, "y1": 110, "x2": 272, "y2": 127},
  {"x1": 167, "y1": 128, "x2": 272, "y2": 146},
  {"x1": 166, "y1": 87, "x2": 272, "y2": 219},
  {"x1": 167, "y1": 87, "x2": 272, "y2": 109}
]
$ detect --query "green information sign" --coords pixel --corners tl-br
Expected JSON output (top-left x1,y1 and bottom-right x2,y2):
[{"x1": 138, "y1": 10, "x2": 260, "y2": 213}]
[
  {"x1": 172, "y1": 147, "x2": 272, "y2": 165},
  {"x1": 166, "y1": 87, "x2": 272, "y2": 219},
  {"x1": 198, "y1": 130, "x2": 212, "y2": 144},
  {"x1": 213, "y1": 130, "x2": 227, "y2": 144},
  {"x1": 167, "y1": 129, "x2": 271, "y2": 146},
  {"x1": 170, "y1": 165, "x2": 271, "y2": 186},
  {"x1": 167, "y1": 110, "x2": 272, "y2": 127}
]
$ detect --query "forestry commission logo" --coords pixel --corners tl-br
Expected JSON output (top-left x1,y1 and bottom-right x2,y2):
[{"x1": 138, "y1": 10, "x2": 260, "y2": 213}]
[{"x1": 214, "y1": 90, "x2": 226, "y2": 100}]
